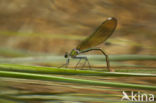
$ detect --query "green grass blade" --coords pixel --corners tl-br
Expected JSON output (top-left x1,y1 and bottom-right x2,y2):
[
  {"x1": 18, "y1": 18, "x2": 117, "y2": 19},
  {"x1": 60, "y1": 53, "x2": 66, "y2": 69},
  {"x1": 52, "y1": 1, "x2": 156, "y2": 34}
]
[
  {"x1": 0, "y1": 55, "x2": 156, "y2": 68},
  {"x1": 1, "y1": 55, "x2": 156, "y2": 63},
  {"x1": 0, "y1": 70, "x2": 156, "y2": 91},
  {"x1": 0, "y1": 64, "x2": 156, "y2": 77}
]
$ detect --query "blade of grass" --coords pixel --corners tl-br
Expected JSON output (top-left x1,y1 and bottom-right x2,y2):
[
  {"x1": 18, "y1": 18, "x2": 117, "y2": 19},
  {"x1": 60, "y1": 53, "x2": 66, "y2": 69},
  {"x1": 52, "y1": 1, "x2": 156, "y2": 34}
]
[
  {"x1": 0, "y1": 94, "x2": 119, "y2": 102},
  {"x1": 0, "y1": 64, "x2": 156, "y2": 77},
  {"x1": 0, "y1": 70, "x2": 156, "y2": 91},
  {"x1": 0, "y1": 55, "x2": 156, "y2": 68},
  {"x1": 1, "y1": 55, "x2": 156, "y2": 62}
]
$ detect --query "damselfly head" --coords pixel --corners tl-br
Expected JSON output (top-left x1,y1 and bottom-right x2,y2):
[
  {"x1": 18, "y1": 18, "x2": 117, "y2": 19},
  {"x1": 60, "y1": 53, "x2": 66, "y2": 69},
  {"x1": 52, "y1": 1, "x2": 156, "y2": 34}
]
[{"x1": 64, "y1": 52, "x2": 69, "y2": 58}]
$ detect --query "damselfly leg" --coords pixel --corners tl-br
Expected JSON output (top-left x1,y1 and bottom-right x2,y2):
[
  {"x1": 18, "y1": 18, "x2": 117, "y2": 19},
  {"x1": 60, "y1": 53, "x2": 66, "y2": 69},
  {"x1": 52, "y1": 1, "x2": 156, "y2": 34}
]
[
  {"x1": 80, "y1": 48, "x2": 112, "y2": 72},
  {"x1": 59, "y1": 58, "x2": 70, "y2": 68},
  {"x1": 74, "y1": 56, "x2": 91, "y2": 70}
]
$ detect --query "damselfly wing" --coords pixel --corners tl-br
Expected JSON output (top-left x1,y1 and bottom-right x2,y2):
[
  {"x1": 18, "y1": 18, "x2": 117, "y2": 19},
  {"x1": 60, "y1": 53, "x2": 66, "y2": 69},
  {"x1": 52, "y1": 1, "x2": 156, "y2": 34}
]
[{"x1": 76, "y1": 17, "x2": 117, "y2": 51}]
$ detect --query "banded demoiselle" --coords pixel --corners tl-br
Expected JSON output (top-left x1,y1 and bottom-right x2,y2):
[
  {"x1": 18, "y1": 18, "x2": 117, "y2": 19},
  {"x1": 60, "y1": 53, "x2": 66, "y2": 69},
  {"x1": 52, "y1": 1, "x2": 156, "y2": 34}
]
[{"x1": 61, "y1": 17, "x2": 117, "y2": 72}]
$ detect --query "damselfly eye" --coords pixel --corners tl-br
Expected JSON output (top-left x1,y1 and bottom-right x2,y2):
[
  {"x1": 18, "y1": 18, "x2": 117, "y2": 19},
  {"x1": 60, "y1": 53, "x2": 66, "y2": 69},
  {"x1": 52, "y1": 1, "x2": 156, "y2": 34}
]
[{"x1": 64, "y1": 52, "x2": 68, "y2": 58}]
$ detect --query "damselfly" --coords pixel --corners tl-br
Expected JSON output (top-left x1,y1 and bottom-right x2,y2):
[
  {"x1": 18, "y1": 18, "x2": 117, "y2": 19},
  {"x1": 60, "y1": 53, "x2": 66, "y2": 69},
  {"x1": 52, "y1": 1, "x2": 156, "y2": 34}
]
[{"x1": 61, "y1": 17, "x2": 117, "y2": 72}]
